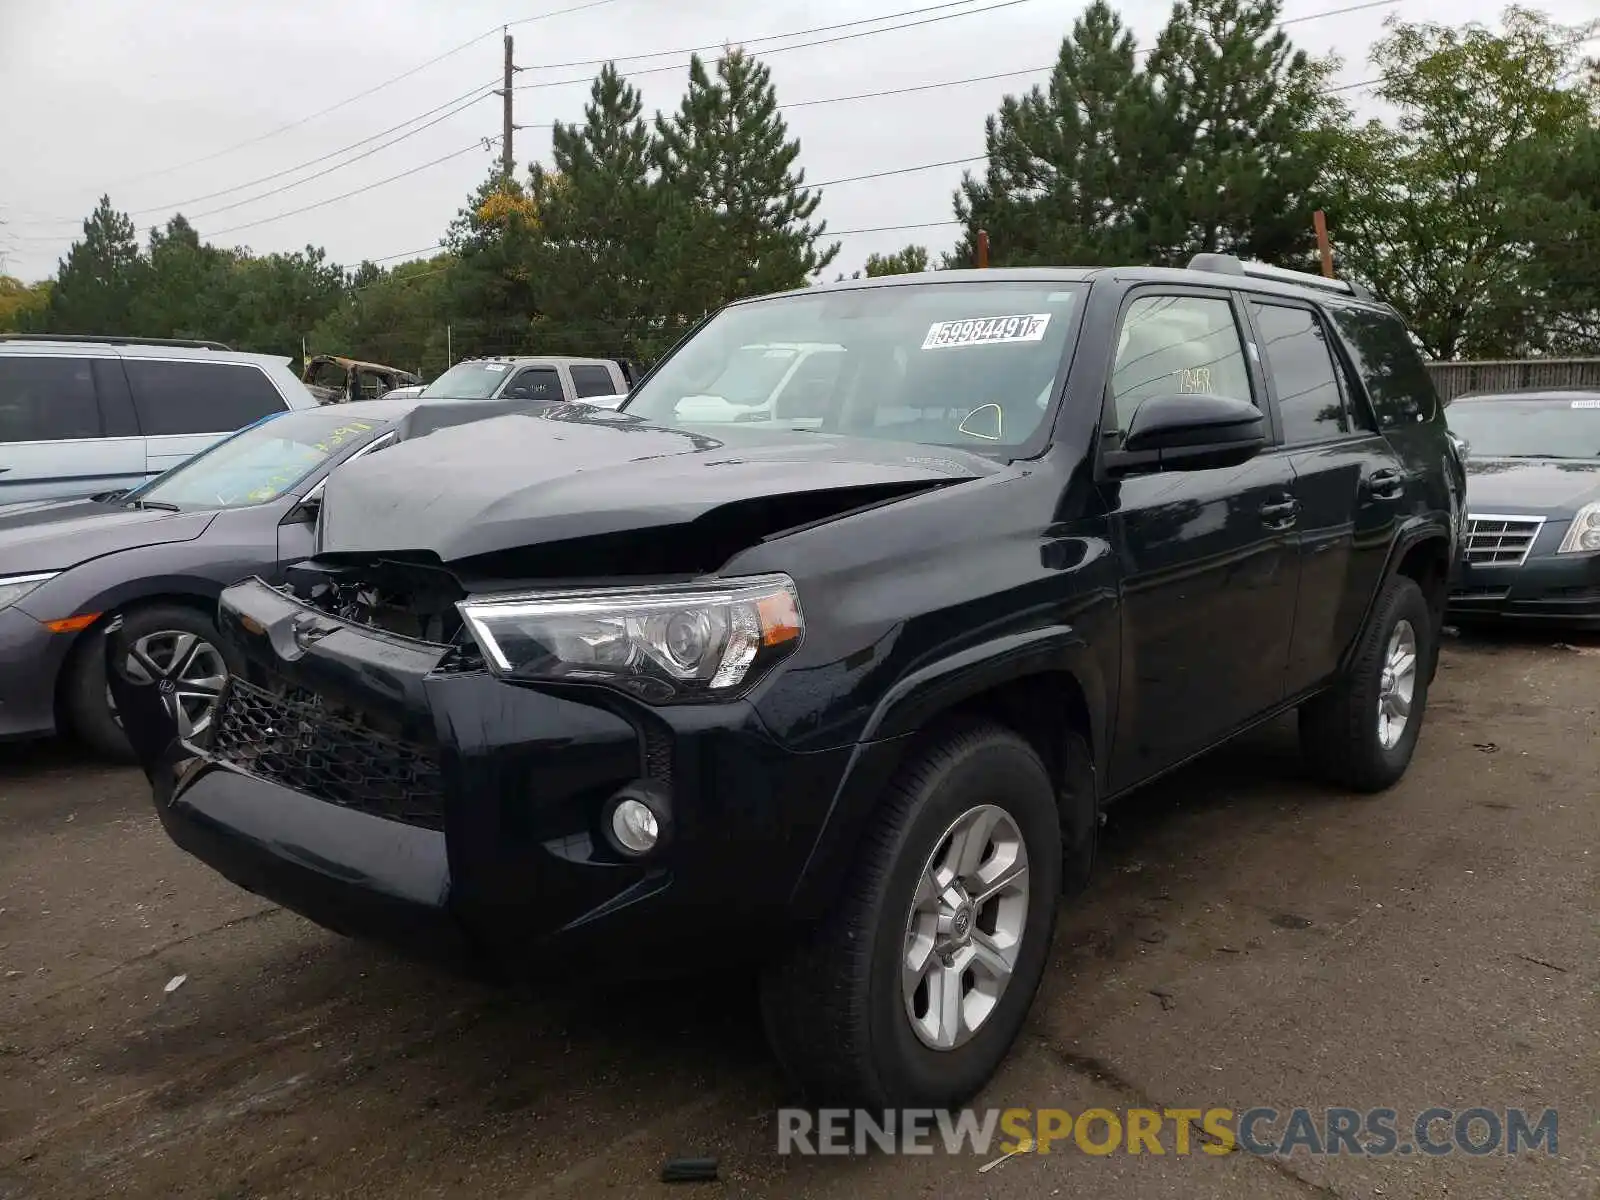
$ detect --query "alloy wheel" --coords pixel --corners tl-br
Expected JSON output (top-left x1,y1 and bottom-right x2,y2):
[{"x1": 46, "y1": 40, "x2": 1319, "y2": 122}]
[
  {"x1": 106, "y1": 630, "x2": 229, "y2": 740},
  {"x1": 1376, "y1": 618, "x2": 1418, "y2": 750}
]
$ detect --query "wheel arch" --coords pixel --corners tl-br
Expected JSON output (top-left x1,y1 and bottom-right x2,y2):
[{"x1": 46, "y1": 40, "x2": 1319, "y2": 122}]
[
  {"x1": 1346, "y1": 520, "x2": 1453, "y2": 678},
  {"x1": 788, "y1": 628, "x2": 1107, "y2": 918}
]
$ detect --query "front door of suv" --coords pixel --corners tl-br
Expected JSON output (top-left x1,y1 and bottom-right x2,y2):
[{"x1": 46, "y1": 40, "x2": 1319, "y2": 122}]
[
  {"x1": 1243, "y1": 298, "x2": 1403, "y2": 693},
  {"x1": 1101, "y1": 288, "x2": 1301, "y2": 789}
]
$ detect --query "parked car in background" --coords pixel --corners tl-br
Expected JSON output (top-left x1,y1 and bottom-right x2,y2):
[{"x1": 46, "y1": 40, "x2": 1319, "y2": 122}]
[
  {"x1": 0, "y1": 334, "x2": 319, "y2": 504},
  {"x1": 1445, "y1": 388, "x2": 1600, "y2": 627},
  {"x1": 419, "y1": 355, "x2": 629, "y2": 405},
  {"x1": 380, "y1": 384, "x2": 425, "y2": 400},
  {"x1": 302, "y1": 355, "x2": 420, "y2": 404},
  {"x1": 114, "y1": 256, "x2": 1462, "y2": 1110},
  {"x1": 0, "y1": 395, "x2": 540, "y2": 758}
]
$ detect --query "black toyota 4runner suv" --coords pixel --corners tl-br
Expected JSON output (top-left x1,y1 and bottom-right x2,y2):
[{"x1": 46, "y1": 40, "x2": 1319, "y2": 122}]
[{"x1": 112, "y1": 256, "x2": 1465, "y2": 1109}]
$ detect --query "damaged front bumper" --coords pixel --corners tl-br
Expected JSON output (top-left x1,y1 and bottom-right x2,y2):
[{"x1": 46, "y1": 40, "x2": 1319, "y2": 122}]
[{"x1": 110, "y1": 578, "x2": 869, "y2": 978}]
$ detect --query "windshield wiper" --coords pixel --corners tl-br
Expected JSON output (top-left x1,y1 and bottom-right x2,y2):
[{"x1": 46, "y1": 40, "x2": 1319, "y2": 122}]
[{"x1": 125, "y1": 498, "x2": 181, "y2": 512}]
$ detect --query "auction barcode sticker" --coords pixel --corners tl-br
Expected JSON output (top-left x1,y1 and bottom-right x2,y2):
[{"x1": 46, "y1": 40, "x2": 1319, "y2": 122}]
[
  {"x1": 1570, "y1": 398, "x2": 1600, "y2": 408},
  {"x1": 922, "y1": 313, "x2": 1051, "y2": 350}
]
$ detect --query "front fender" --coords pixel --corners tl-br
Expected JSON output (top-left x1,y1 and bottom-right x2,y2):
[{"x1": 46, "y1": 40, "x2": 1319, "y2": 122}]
[{"x1": 786, "y1": 624, "x2": 1110, "y2": 920}]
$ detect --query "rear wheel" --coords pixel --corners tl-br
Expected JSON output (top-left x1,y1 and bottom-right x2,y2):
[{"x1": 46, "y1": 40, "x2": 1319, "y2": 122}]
[
  {"x1": 65, "y1": 604, "x2": 236, "y2": 762},
  {"x1": 760, "y1": 719, "x2": 1063, "y2": 1108},
  {"x1": 1299, "y1": 574, "x2": 1434, "y2": 792}
]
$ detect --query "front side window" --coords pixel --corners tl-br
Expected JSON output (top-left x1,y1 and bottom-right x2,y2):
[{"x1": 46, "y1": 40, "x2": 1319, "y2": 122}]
[
  {"x1": 505, "y1": 367, "x2": 562, "y2": 401},
  {"x1": 623, "y1": 282, "x2": 1084, "y2": 452},
  {"x1": 0, "y1": 357, "x2": 102, "y2": 443},
  {"x1": 124, "y1": 360, "x2": 287, "y2": 435},
  {"x1": 1250, "y1": 302, "x2": 1350, "y2": 444},
  {"x1": 129, "y1": 409, "x2": 389, "y2": 509},
  {"x1": 1108, "y1": 294, "x2": 1253, "y2": 435}
]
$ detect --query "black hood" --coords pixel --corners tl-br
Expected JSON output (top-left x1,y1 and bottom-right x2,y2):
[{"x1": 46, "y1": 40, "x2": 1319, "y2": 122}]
[
  {"x1": 316, "y1": 406, "x2": 998, "y2": 565},
  {"x1": 0, "y1": 497, "x2": 216, "y2": 575},
  {"x1": 1464, "y1": 458, "x2": 1600, "y2": 514}
]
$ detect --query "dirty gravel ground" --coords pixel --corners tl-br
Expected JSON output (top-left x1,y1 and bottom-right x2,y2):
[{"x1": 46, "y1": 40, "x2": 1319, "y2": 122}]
[{"x1": 1, "y1": 631, "x2": 1596, "y2": 1200}]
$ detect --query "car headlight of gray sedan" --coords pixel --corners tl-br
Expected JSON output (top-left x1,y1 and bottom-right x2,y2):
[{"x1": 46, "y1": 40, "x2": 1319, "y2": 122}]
[{"x1": 0, "y1": 572, "x2": 59, "y2": 612}]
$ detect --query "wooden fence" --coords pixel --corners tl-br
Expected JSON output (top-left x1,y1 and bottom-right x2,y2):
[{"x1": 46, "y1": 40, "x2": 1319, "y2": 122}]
[{"x1": 1427, "y1": 357, "x2": 1600, "y2": 403}]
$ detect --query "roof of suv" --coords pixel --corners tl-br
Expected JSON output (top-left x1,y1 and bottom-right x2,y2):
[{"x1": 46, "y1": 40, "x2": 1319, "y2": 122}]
[
  {"x1": 0, "y1": 334, "x2": 294, "y2": 368},
  {"x1": 456, "y1": 355, "x2": 621, "y2": 369},
  {"x1": 755, "y1": 256, "x2": 1393, "y2": 314}
]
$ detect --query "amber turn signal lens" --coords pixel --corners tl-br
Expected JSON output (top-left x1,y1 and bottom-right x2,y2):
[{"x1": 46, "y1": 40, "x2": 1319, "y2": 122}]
[
  {"x1": 43, "y1": 613, "x2": 99, "y2": 634},
  {"x1": 757, "y1": 591, "x2": 802, "y2": 647}
]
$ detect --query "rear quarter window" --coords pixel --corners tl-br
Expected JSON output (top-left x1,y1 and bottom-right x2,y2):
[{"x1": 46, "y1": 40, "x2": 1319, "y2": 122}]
[
  {"x1": 1327, "y1": 307, "x2": 1439, "y2": 429},
  {"x1": 125, "y1": 360, "x2": 288, "y2": 435}
]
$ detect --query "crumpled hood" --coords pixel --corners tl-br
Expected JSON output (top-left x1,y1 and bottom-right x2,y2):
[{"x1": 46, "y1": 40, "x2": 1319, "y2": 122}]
[
  {"x1": 316, "y1": 406, "x2": 998, "y2": 563},
  {"x1": 1464, "y1": 458, "x2": 1600, "y2": 513},
  {"x1": 0, "y1": 497, "x2": 216, "y2": 575}
]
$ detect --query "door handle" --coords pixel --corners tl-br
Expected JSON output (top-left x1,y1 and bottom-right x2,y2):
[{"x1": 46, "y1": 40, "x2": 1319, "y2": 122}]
[
  {"x1": 1259, "y1": 497, "x2": 1300, "y2": 527},
  {"x1": 1367, "y1": 469, "x2": 1405, "y2": 501}
]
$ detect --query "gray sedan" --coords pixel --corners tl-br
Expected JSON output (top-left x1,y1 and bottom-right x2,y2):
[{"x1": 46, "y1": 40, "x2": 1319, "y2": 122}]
[{"x1": 0, "y1": 395, "x2": 538, "y2": 758}]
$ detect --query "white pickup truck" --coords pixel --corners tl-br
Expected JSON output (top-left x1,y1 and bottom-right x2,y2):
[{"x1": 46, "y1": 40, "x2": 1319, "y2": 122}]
[{"x1": 418, "y1": 355, "x2": 632, "y2": 406}]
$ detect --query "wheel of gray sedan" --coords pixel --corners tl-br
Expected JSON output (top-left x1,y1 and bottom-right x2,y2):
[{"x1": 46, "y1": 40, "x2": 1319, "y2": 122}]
[
  {"x1": 65, "y1": 603, "x2": 240, "y2": 763},
  {"x1": 759, "y1": 718, "x2": 1064, "y2": 1108},
  {"x1": 1299, "y1": 573, "x2": 1435, "y2": 793}
]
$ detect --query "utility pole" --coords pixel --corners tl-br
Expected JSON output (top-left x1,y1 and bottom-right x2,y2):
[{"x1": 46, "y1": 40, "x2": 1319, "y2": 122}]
[
  {"x1": 1313, "y1": 210, "x2": 1334, "y2": 279},
  {"x1": 499, "y1": 31, "x2": 516, "y2": 182},
  {"x1": 975, "y1": 229, "x2": 990, "y2": 269}
]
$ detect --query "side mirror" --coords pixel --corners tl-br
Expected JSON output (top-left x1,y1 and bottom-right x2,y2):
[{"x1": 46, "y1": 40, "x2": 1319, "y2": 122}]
[{"x1": 1104, "y1": 393, "x2": 1266, "y2": 475}]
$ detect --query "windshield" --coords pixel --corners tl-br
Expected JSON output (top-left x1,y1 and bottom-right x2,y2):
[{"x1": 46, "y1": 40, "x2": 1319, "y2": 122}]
[
  {"x1": 129, "y1": 410, "x2": 388, "y2": 509},
  {"x1": 622, "y1": 281, "x2": 1084, "y2": 451},
  {"x1": 420, "y1": 361, "x2": 514, "y2": 399},
  {"x1": 1446, "y1": 396, "x2": 1600, "y2": 459}
]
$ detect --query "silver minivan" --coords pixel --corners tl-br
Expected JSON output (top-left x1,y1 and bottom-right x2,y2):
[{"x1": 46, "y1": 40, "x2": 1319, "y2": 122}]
[{"x1": 0, "y1": 335, "x2": 319, "y2": 504}]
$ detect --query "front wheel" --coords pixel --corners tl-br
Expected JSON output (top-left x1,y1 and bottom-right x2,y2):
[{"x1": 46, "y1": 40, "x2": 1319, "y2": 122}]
[
  {"x1": 65, "y1": 604, "x2": 236, "y2": 762},
  {"x1": 760, "y1": 719, "x2": 1063, "y2": 1108},
  {"x1": 1299, "y1": 574, "x2": 1434, "y2": 793}
]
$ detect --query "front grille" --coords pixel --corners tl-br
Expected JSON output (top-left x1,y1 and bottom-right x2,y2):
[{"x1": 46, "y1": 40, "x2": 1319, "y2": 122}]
[
  {"x1": 208, "y1": 679, "x2": 446, "y2": 831},
  {"x1": 1464, "y1": 515, "x2": 1545, "y2": 567}
]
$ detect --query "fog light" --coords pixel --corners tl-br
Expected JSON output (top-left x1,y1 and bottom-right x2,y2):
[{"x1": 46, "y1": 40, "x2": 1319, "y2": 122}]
[{"x1": 611, "y1": 798, "x2": 660, "y2": 854}]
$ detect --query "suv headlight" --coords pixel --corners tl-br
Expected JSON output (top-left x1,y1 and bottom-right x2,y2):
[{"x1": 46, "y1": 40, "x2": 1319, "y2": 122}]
[
  {"x1": 457, "y1": 573, "x2": 803, "y2": 702},
  {"x1": 1557, "y1": 503, "x2": 1600, "y2": 554},
  {"x1": 0, "y1": 572, "x2": 58, "y2": 612}
]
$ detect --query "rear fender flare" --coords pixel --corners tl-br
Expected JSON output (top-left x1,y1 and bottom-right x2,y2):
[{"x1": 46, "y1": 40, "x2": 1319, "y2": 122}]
[{"x1": 1345, "y1": 517, "x2": 1453, "y2": 673}]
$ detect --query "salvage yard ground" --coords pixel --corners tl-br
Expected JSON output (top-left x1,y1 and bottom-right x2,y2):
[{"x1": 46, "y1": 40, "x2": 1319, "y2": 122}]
[{"x1": 1, "y1": 631, "x2": 1596, "y2": 1200}]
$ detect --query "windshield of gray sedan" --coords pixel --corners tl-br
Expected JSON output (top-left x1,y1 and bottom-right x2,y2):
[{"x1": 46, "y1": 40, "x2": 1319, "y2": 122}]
[
  {"x1": 1447, "y1": 396, "x2": 1600, "y2": 458},
  {"x1": 130, "y1": 410, "x2": 386, "y2": 509},
  {"x1": 622, "y1": 282, "x2": 1083, "y2": 450}
]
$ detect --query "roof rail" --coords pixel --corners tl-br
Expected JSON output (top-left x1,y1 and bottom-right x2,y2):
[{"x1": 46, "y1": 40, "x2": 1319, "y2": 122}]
[
  {"x1": 1185, "y1": 253, "x2": 1375, "y2": 301},
  {"x1": 0, "y1": 333, "x2": 233, "y2": 350}
]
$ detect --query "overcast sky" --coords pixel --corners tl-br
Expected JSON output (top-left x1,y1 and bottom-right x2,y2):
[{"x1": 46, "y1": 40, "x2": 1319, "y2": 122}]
[{"x1": 0, "y1": 0, "x2": 1593, "y2": 285}]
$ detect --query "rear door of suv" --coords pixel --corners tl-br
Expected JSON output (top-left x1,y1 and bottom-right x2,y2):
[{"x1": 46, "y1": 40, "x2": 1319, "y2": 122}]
[
  {"x1": 123, "y1": 358, "x2": 293, "y2": 477},
  {"x1": 1242, "y1": 295, "x2": 1406, "y2": 693},
  {"x1": 0, "y1": 352, "x2": 147, "y2": 503}
]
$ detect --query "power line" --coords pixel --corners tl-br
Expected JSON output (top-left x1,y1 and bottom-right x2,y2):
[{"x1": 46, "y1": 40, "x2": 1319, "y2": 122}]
[
  {"x1": 198, "y1": 139, "x2": 501, "y2": 240},
  {"x1": 96, "y1": 0, "x2": 621, "y2": 190},
  {"x1": 517, "y1": 0, "x2": 990, "y2": 71},
  {"x1": 514, "y1": 0, "x2": 1046, "y2": 91}
]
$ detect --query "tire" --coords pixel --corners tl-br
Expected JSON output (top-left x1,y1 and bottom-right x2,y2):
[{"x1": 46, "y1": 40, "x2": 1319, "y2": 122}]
[
  {"x1": 1298, "y1": 574, "x2": 1434, "y2": 793},
  {"x1": 760, "y1": 718, "x2": 1064, "y2": 1108},
  {"x1": 65, "y1": 603, "x2": 237, "y2": 763}
]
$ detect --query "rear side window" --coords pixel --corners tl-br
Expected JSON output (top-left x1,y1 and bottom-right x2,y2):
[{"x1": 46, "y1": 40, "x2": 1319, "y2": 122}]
[
  {"x1": 1250, "y1": 302, "x2": 1348, "y2": 444},
  {"x1": 124, "y1": 360, "x2": 287, "y2": 435},
  {"x1": 0, "y1": 356, "x2": 102, "y2": 443},
  {"x1": 569, "y1": 364, "x2": 617, "y2": 398},
  {"x1": 1327, "y1": 307, "x2": 1439, "y2": 428},
  {"x1": 504, "y1": 367, "x2": 562, "y2": 401}
]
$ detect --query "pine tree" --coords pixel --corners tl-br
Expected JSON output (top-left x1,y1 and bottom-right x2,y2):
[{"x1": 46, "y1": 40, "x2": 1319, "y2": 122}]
[
  {"x1": 865, "y1": 245, "x2": 931, "y2": 276},
  {"x1": 529, "y1": 64, "x2": 673, "y2": 358},
  {"x1": 142, "y1": 214, "x2": 233, "y2": 341},
  {"x1": 1141, "y1": 0, "x2": 1335, "y2": 266},
  {"x1": 654, "y1": 49, "x2": 838, "y2": 314},
  {"x1": 45, "y1": 195, "x2": 145, "y2": 334},
  {"x1": 947, "y1": 2, "x2": 1153, "y2": 269}
]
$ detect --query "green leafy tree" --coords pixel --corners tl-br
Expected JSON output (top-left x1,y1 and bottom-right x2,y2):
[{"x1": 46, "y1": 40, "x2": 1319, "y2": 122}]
[
  {"x1": 0, "y1": 277, "x2": 51, "y2": 332},
  {"x1": 947, "y1": 1, "x2": 1154, "y2": 268},
  {"x1": 1140, "y1": 0, "x2": 1339, "y2": 266},
  {"x1": 654, "y1": 49, "x2": 838, "y2": 313},
  {"x1": 214, "y1": 245, "x2": 346, "y2": 361},
  {"x1": 311, "y1": 255, "x2": 454, "y2": 376},
  {"x1": 1509, "y1": 119, "x2": 1600, "y2": 352},
  {"x1": 865, "y1": 245, "x2": 931, "y2": 276},
  {"x1": 1323, "y1": 6, "x2": 1599, "y2": 357},
  {"x1": 526, "y1": 64, "x2": 677, "y2": 358},
  {"x1": 44, "y1": 195, "x2": 145, "y2": 334},
  {"x1": 140, "y1": 214, "x2": 236, "y2": 341},
  {"x1": 443, "y1": 170, "x2": 545, "y2": 357}
]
